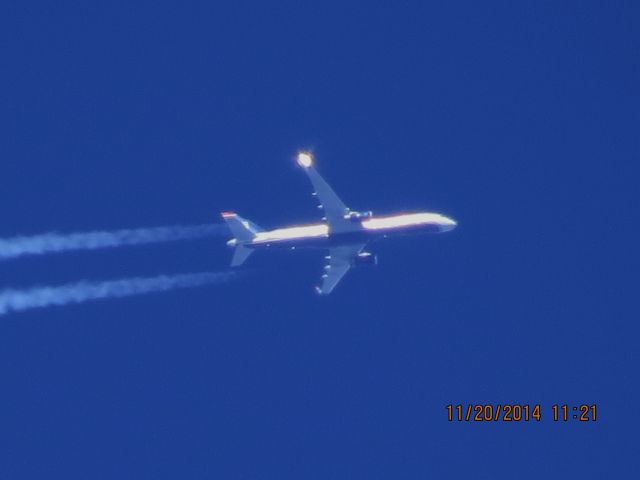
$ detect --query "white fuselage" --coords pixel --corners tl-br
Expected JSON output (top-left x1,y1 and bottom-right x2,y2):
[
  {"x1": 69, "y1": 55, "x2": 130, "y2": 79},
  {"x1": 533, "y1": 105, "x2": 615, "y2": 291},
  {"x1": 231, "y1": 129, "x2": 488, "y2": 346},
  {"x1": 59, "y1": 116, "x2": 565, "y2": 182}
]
[{"x1": 227, "y1": 212, "x2": 456, "y2": 249}]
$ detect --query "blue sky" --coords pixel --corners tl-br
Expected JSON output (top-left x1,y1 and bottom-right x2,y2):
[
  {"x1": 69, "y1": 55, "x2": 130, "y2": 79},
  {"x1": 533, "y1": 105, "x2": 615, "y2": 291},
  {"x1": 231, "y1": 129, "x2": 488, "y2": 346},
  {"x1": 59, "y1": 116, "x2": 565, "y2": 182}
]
[{"x1": 1, "y1": 1, "x2": 638, "y2": 478}]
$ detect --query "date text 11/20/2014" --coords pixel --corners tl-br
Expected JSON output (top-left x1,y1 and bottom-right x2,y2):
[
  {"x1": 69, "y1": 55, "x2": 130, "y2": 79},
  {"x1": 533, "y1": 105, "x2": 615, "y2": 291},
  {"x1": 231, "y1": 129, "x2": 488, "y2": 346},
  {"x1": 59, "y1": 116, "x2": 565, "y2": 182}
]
[{"x1": 446, "y1": 404, "x2": 597, "y2": 422}]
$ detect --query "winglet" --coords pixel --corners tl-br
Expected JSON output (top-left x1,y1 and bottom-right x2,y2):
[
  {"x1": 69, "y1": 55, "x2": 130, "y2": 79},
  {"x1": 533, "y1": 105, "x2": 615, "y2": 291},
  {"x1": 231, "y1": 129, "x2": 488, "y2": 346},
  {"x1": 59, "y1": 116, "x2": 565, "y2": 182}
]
[{"x1": 221, "y1": 211, "x2": 237, "y2": 219}]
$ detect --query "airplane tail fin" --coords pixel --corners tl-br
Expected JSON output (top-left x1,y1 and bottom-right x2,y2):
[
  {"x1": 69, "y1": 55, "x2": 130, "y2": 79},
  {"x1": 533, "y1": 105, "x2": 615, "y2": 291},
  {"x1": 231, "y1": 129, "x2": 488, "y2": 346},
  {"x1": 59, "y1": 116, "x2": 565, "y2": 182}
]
[
  {"x1": 221, "y1": 212, "x2": 263, "y2": 267},
  {"x1": 221, "y1": 212, "x2": 263, "y2": 242}
]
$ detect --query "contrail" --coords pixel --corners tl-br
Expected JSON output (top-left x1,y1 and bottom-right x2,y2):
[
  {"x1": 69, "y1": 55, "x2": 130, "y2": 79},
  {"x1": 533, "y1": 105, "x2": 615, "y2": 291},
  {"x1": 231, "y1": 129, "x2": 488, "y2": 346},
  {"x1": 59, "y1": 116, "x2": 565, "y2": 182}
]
[
  {"x1": 0, "y1": 224, "x2": 226, "y2": 261},
  {"x1": 0, "y1": 271, "x2": 236, "y2": 316}
]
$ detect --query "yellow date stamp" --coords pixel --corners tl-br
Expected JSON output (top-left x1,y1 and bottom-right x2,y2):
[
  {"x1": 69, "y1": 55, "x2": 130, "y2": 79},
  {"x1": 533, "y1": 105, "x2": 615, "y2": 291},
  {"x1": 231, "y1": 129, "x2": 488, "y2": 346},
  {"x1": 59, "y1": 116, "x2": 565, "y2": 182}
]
[{"x1": 446, "y1": 404, "x2": 597, "y2": 422}]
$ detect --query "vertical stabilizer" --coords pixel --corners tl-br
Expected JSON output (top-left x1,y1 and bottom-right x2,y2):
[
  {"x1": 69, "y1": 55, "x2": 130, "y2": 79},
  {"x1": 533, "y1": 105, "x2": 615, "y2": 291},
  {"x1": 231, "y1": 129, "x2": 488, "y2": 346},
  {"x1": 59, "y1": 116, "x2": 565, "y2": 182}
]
[
  {"x1": 221, "y1": 212, "x2": 263, "y2": 242},
  {"x1": 221, "y1": 212, "x2": 262, "y2": 267}
]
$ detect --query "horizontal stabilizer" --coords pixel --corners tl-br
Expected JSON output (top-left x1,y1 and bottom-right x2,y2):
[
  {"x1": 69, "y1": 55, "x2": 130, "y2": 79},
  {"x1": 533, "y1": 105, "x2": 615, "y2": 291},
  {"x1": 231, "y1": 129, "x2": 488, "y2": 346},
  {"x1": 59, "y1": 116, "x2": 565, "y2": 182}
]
[{"x1": 231, "y1": 245, "x2": 254, "y2": 267}]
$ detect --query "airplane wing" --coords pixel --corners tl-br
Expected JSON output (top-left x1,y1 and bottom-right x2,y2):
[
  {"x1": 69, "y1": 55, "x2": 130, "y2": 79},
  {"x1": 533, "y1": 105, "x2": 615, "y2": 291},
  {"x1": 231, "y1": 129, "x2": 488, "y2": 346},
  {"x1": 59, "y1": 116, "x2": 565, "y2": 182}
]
[
  {"x1": 316, "y1": 243, "x2": 366, "y2": 295},
  {"x1": 299, "y1": 157, "x2": 357, "y2": 233}
]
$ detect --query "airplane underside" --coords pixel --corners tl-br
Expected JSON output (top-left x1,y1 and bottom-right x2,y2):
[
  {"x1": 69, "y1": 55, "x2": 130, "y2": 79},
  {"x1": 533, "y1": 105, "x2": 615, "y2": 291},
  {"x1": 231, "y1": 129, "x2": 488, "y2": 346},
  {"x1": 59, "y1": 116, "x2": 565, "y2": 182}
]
[
  {"x1": 221, "y1": 152, "x2": 456, "y2": 294},
  {"x1": 248, "y1": 223, "x2": 445, "y2": 250}
]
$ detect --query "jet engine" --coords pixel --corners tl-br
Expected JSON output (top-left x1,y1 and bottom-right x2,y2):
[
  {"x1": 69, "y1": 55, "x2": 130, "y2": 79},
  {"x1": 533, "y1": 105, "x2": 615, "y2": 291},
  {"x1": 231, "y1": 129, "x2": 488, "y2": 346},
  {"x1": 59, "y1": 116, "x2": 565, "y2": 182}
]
[
  {"x1": 352, "y1": 251, "x2": 378, "y2": 267},
  {"x1": 344, "y1": 210, "x2": 373, "y2": 222}
]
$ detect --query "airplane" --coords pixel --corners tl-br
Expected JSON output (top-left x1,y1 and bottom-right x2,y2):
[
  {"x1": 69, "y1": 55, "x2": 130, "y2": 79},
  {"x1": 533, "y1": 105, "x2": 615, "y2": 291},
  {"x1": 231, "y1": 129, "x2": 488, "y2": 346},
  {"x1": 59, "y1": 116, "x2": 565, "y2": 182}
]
[{"x1": 222, "y1": 152, "x2": 457, "y2": 295}]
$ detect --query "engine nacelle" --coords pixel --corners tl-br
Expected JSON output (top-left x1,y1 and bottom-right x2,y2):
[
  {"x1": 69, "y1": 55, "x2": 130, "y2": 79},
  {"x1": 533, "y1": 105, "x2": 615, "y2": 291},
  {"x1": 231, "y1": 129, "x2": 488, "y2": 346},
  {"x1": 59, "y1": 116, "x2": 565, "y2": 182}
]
[
  {"x1": 352, "y1": 251, "x2": 378, "y2": 267},
  {"x1": 344, "y1": 210, "x2": 373, "y2": 222}
]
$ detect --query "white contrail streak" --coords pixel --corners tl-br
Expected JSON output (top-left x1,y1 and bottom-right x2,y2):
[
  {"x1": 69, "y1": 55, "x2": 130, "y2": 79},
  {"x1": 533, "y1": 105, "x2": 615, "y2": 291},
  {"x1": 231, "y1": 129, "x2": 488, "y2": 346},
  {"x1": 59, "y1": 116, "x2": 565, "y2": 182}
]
[
  {"x1": 0, "y1": 224, "x2": 226, "y2": 261},
  {"x1": 0, "y1": 271, "x2": 235, "y2": 316}
]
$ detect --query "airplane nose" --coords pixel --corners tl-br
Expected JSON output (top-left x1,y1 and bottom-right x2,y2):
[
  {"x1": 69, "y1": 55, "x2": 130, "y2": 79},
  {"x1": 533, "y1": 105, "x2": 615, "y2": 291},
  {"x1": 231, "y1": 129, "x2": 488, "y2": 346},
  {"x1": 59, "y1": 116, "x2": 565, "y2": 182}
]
[{"x1": 441, "y1": 217, "x2": 457, "y2": 232}]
